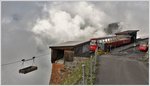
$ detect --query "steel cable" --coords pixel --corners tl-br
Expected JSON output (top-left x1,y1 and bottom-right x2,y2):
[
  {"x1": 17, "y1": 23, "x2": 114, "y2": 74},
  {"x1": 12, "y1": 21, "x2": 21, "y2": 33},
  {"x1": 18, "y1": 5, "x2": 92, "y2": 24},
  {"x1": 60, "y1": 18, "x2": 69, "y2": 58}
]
[{"x1": 1, "y1": 53, "x2": 50, "y2": 67}]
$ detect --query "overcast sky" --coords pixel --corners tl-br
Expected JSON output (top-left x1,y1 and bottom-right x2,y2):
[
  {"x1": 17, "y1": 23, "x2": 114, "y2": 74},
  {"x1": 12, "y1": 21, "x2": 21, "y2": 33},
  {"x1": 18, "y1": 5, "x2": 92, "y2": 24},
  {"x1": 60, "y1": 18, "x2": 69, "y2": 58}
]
[{"x1": 1, "y1": 1, "x2": 149, "y2": 85}]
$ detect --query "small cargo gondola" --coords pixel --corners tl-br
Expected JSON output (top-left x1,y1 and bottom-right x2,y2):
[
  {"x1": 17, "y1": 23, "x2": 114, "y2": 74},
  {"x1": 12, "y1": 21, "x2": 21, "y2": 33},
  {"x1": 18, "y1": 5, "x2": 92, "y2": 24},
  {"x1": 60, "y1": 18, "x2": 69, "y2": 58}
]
[
  {"x1": 137, "y1": 43, "x2": 148, "y2": 52},
  {"x1": 19, "y1": 66, "x2": 38, "y2": 74}
]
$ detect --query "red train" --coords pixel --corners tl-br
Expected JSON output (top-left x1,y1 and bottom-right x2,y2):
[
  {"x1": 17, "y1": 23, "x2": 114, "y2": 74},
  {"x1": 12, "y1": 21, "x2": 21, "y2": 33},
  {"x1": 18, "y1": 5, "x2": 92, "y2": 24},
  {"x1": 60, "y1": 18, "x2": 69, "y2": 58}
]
[
  {"x1": 137, "y1": 43, "x2": 148, "y2": 52},
  {"x1": 89, "y1": 35, "x2": 131, "y2": 52},
  {"x1": 89, "y1": 38, "x2": 97, "y2": 52}
]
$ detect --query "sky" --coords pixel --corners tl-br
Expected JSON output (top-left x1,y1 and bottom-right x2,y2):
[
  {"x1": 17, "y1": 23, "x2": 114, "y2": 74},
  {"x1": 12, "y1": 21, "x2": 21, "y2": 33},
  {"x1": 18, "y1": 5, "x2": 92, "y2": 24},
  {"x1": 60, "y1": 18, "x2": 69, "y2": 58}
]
[{"x1": 1, "y1": 1, "x2": 149, "y2": 85}]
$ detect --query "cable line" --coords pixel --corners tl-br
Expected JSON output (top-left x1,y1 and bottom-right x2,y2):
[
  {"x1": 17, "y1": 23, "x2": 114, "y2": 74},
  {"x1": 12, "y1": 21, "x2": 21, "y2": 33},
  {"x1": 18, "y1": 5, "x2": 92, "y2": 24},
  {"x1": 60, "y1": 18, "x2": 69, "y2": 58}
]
[
  {"x1": 1, "y1": 60, "x2": 21, "y2": 66},
  {"x1": 1, "y1": 53, "x2": 50, "y2": 67},
  {"x1": 35, "y1": 53, "x2": 50, "y2": 58}
]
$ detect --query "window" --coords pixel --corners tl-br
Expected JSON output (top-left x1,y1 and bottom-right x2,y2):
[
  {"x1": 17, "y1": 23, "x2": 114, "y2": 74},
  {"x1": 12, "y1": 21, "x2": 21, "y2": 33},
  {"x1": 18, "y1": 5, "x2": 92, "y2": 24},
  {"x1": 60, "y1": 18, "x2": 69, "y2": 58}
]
[
  {"x1": 90, "y1": 40, "x2": 96, "y2": 45},
  {"x1": 98, "y1": 40, "x2": 102, "y2": 43},
  {"x1": 105, "y1": 39, "x2": 108, "y2": 42}
]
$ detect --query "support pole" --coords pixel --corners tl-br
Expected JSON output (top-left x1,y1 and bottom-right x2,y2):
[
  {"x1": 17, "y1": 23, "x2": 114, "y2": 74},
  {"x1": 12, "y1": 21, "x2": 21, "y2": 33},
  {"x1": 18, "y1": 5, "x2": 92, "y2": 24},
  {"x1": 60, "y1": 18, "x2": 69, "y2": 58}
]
[
  {"x1": 93, "y1": 60, "x2": 95, "y2": 74},
  {"x1": 82, "y1": 64, "x2": 85, "y2": 85},
  {"x1": 94, "y1": 47, "x2": 98, "y2": 72},
  {"x1": 90, "y1": 60, "x2": 93, "y2": 84}
]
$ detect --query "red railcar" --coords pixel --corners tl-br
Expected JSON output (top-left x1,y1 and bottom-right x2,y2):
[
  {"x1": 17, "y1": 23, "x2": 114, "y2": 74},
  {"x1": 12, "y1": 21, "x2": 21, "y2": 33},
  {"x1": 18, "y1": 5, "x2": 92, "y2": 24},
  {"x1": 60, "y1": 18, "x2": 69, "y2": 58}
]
[
  {"x1": 89, "y1": 36, "x2": 131, "y2": 52},
  {"x1": 89, "y1": 38, "x2": 97, "y2": 52},
  {"x1": 116, "y1": 38, "x2": 131, "y2": 47},
  {"x1": 137, "y1": 43, "x2": 148, "y2": 52},
  {"x1": 104, "y1": 37, "x2": 131, "y2": 51}
]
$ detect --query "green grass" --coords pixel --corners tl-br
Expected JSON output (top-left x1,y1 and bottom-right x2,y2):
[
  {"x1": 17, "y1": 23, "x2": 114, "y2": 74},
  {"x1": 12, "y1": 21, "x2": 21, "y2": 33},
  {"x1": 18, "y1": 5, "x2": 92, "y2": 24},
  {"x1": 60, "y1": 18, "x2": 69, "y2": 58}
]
[
  {"x1": 61, "y1": 63, "x2": 82, "y2": 85},
  {"x1": 61, "y1": 57, "x2": 96, "y2": 85}
]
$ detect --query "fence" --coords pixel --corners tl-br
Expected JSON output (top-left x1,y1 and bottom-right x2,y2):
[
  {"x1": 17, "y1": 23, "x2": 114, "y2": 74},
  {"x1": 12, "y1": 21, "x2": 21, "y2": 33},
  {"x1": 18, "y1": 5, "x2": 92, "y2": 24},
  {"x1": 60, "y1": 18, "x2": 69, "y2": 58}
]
[{"x1": 60, "y1": 53, "x2": 97, "y2": 85}]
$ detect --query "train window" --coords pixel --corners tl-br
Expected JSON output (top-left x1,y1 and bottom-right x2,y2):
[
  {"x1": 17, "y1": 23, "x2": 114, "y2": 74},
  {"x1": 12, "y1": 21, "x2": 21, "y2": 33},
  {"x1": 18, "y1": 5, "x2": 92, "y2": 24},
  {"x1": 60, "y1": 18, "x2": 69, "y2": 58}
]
[
  {"x1": 102, "y1": 39, "x2": 104, "y2": 42},
  {"x1": 104, "y1": 39, "x2": 106, "y2": 42},
  {"x1": 106, "y1": 39, "x2": 108, "y2": 42},
  {"x1": 100, "y1": 40, "x2": 102, "y2": 43},
  {"x1": 102, "y1": 39, "x2": 105, "y2": 43},
  {"x1": 100, "y1": 40, "x2": 103, "y2": 43},
  {"x1": 103, "y1": 40, "x2": 105, "y2": 42},
  {"x1": 107, "y1": 39, "x2": 109, "y2": 42},
  {"x1": 90, "y1": 40, "x2": 96, "y2": 45},
  {"x1": 115, "y1": 38, "x2": 117, "y2": 41},
  {"x1": 105, "y1": 39, "x2": 107, "y2": 42},
  {"x1": 98, "y1": 40, "x2": 102, "y2": 43},
  {"x1": 110, "y1": 38, "x2": 112, "y2": 41},
  {"x1": 116, "y1": 37, "x2": 119, "y2": 40},
  {"x1": 112, "y1": 38, "x2": 114, "y2": 41}
]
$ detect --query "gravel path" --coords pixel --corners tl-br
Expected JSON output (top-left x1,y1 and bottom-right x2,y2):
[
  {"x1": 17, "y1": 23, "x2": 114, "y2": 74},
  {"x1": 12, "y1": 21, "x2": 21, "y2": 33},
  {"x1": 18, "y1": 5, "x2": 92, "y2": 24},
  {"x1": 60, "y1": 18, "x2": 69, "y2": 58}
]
[
  {"x1": 94, "y1": 55, "x2": 148, "y2": 85},
  {"x1": 94, "y1": 39, "x2": 149, "y2": 85}
]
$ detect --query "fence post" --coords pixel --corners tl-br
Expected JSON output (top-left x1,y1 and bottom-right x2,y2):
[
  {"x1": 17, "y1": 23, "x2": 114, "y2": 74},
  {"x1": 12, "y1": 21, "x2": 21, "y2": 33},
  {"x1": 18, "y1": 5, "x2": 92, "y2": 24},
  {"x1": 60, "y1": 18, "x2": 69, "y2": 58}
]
[
  {"x1": 92, "y1": 60, "x2": 95, "y2": 74},
  {"x1": 94, "y1": 56, "x2": 96, "y2": 73},
  {"x1": 94, "y1": 47, "x2": 98, "y2": 73},
  {"x1": 82, "y1": 64, "x2": 85, "y2": 85},
  {"x1": 90, "y1": 59, "x2": 93, "y2": 85}
]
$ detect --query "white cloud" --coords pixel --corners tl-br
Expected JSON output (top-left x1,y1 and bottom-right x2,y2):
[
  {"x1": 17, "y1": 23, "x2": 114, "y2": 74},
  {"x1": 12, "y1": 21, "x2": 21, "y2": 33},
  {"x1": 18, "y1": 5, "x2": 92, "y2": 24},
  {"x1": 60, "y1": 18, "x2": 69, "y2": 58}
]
[{"x1": 32, "y1": 2, "x2": 109, "y2": 45}]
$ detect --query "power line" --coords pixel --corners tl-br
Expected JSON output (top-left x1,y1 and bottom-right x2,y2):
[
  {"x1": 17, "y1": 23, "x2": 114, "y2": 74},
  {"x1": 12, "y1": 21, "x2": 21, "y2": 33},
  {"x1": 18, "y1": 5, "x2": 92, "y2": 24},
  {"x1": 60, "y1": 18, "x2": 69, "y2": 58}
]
[{"x1": 1, "y1": 53, "x2": 51, "y2": 67}]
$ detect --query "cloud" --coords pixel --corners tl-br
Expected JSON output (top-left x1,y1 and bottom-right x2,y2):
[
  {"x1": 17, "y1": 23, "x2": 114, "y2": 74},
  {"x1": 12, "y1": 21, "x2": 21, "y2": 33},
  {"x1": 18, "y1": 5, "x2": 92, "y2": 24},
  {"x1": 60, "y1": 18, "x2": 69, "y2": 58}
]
[
  {"x1": 32, "y1": 1, "x2": 149, "y2": 48},
  {"x1": 92, "y1": 1, "x2": 149, "y2": 37},
  {"x1": 32, "y1": 2, "x2": 109, "y2": 46}
]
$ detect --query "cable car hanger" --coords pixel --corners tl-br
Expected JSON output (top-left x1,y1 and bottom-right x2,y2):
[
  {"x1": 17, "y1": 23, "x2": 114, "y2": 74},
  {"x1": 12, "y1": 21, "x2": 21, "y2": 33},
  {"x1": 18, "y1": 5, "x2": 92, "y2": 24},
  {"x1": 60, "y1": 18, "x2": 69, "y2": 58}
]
[
  {"x1": 19, "y1": 57, "x2": 38, "y2": 74},
  {"x1": 21, "y1": 56, "x2": 35, "y2": 62}
]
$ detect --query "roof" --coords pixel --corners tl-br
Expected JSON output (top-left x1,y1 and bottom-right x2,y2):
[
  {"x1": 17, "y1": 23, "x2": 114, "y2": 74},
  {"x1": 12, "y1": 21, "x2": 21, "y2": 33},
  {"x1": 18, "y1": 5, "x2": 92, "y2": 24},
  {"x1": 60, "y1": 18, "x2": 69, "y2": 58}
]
[
  {"x1": 90, "y1": 35, "x2": 116, "y2": 40},
  {"x1": 50, "y1": 35, "x2": 116, "y2": 48},
  {"x1": 49, "y1": 40, "x2": 90, "y2": 48},
  {"x1": 115, "y1": 30, "x2": 139, "y2": 35}
]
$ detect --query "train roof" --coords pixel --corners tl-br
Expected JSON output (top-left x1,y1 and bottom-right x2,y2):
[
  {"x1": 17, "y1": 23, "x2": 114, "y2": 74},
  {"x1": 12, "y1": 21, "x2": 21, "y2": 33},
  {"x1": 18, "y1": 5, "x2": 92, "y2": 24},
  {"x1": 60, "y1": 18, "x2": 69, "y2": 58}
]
[
  {"x1": 90, "y1": 35, "x2": 116, "y2": 40},
  {"x1": 115, "y1": 30, "x2": 139, "y2": 35}
]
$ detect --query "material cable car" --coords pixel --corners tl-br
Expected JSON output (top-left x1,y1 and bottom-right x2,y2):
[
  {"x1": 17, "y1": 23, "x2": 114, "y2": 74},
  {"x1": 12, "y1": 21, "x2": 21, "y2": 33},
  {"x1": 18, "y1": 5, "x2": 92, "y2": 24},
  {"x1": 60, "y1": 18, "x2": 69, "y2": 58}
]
[
  {"x1": 19, "y1": 57, "x2": 38, "y2": 74},
  {"x1": 137, "y1": 43, "x2": 148, "y2": 52}
]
